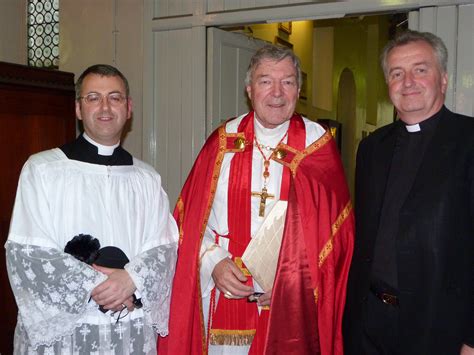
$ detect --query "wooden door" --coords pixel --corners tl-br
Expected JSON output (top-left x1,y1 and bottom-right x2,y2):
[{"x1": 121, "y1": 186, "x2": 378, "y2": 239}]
[{"x1": 0, "y1": 62, "x2": 75, "y2": 354}]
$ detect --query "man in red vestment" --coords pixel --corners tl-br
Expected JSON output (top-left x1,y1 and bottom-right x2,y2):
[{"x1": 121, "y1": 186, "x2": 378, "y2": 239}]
[{"x1": 159, "y1": 45, "x2": 354, "y2": 354}]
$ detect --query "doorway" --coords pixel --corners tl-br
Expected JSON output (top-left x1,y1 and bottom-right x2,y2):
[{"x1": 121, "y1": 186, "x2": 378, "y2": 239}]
[
  {"x1": 337, "y1": 68, "x2": 357, "y2": 196},
  {"x1": 210, "y1": 14, "x2": 404, "y2": 200}
]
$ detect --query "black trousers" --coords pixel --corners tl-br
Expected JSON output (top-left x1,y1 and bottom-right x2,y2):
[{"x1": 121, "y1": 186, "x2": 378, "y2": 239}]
[{"x1": 361, "y1": 292, "x2": 399, "y2": 355}]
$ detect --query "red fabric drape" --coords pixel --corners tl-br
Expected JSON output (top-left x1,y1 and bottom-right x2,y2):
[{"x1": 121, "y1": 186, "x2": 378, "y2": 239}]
[
  {"x1": 265, "y1": 137, "x2": 354, "y2": 355},
  {"x1": 159, "y1": 113, "x2": 354, "y2": 355}
]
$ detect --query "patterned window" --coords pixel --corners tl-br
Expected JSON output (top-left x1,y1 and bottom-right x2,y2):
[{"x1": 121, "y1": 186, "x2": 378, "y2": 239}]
[{"x1": 27, "y1": 0, "x2": 60, "y2": 68}]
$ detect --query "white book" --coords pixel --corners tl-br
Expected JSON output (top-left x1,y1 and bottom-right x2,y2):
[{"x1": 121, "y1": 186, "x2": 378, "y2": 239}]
[{"x1": 241, "y1": 200, "x2": 288, "y2": 292}]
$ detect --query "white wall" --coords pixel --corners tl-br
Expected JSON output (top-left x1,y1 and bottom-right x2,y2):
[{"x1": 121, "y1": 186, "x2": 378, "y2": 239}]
[
  {"x1": 0, "y1": 0, "x2": 27, "y2": 64},
  {"x1": 142, "y1": 25, "x2": 206, "y2": 200},
  {"x1": 1, "y1": 0, "x2": 472, "y2": 204},
  {"x1": 409, "y1": 4, "x2": 474, "y2": 116},
  {"x1": 60, "y1": 0, "x2": 144, "y2": 158},
  {"x1": 0, "y1": 0, "x2": 144, "y2": 159},
  {"x1": 146, "y1": 0, "x2": 474, "y2": 203}
]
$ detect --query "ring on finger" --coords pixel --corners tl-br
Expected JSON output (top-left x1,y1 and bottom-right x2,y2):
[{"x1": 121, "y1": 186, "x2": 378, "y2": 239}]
[{"x1": 224, "y1": 291, "x2": 234, "y2": 299}]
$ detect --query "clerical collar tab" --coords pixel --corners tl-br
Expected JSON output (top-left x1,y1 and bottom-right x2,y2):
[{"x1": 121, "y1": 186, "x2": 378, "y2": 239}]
[
  {"x1": 83, "y1": 133, "x2": 120, "y2": 156},
  {"x1": 405, "y1": 123, "x2": 420, "y2": 133}
]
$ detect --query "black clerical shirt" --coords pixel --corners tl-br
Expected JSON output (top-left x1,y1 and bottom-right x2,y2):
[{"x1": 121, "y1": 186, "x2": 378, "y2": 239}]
[
  {"x1": 371, "y1": 110, "x2": 441, "y2": 289},
  {"x1": 60, "y1": 134, "x2": 133, "y2": 166}
]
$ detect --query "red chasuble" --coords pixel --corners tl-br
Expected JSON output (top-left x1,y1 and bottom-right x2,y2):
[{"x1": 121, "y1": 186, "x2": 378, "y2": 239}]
[{"x1": 158, "y1": 112, "x2": 354, "y2": 355}]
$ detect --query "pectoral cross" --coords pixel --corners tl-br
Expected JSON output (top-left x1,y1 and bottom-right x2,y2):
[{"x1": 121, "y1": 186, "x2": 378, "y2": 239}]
[{"x1": 251, "y1": 186, "x2": 274, "y2": 217}]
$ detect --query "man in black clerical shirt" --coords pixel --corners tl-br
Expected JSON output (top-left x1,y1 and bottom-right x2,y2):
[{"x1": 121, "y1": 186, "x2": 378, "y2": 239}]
[
  {"x1": 61, "y1": 64, "x2": 134, "y2": 166},
  {"x1": 343, "y1": 30, "x2": 474, "y2": 355}
]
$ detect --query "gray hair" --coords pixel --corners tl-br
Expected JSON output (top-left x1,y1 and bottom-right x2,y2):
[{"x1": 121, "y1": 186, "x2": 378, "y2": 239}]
[
  {"x1": 75, "y1": 64, "x2": 130, "y2": 100},
  {"x1": 381, "y1": 30, "x2": 448, "y2": 79},
  {"x1": 245, "y1": 44, "x2": 302, "y2": 90}
]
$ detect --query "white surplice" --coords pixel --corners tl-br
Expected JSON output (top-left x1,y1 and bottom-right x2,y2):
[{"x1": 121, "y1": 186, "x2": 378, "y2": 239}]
[{"x1": 6, "y1": 148, "x2": 178, "y2": 355}]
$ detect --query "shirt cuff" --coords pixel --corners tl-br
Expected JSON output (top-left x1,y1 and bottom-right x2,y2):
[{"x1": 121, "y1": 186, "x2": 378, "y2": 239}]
[{"x1": 199, "y1": 244, "x2": 230, "y2": 297}]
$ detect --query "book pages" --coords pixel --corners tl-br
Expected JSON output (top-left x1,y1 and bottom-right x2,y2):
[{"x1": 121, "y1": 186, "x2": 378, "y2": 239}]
[{"x1": 241, "y1": 200, "x2": 288, "y2": 291}]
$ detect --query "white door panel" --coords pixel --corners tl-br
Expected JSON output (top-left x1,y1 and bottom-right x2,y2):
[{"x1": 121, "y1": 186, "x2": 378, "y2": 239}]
[
  {"x1": 409, "y1": 5, "x2": 474, "y2": 116},
  {"x1": 207, "y1": 28, "x2": 268, "y2": 135}
]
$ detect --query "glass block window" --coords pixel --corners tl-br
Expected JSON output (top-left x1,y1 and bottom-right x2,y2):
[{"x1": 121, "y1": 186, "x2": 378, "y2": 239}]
[{"x1": 27, "y1": 0, "x2": 59, "y2": 68}]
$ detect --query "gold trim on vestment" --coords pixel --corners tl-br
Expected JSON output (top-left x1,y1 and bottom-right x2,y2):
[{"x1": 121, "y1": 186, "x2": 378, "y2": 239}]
[
  {"x1": 209, "y1": 329, "x2": 256, "y2": 346},
  {"x1": 233, "y1": 136, "x2": 246, "y2": 150},
  {"x1": 305, "y1": 130, "x2": 332, "y2": 156},
  {"x1": 314, "y1": 288, "x2": 319, "y2": 304},
  {"x1": 197, "y1": 125, "x2": 230, "y2": 353},
  {"x1": 318, "y1": 201, "x2": 352, "y2": 268},
  {"x1": 226, "y1": 131, "x2": 249, "y2": 153},
  {"x1": 200, "y1": 124, "x2": 255, "y2": 352},
  {"x1": 199, "y1": 127, "x2": 226, "y2": 247},
  {"x1": 175, "y1": 197, "x2": 184, "y2": 245},
  {"x1": 272, "y1": 130, "x2": 332, "y2": 176},
  {"x1": 197, "y1": 269, "x2": 206, "y2": 353},
  {"x1": 234, "y1": 257, "x2": 251, "y2": 276}
]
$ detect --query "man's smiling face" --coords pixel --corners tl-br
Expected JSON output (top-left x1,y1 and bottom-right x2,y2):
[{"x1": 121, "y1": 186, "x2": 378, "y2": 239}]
[
  {"x1": 76, "y1": 74, "x2": 132, "y2": 145},
  {"x1": 246, "y1": 57, "x2": 300, "y2": 129},
  {"x1": 386, "y1": 40, "x2": 448, "y2": 124}
]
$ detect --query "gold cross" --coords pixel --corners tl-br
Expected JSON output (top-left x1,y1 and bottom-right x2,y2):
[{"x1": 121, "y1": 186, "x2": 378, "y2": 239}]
[{"x1": 251, "y1": 186, "x2": 274, "y2": 217}]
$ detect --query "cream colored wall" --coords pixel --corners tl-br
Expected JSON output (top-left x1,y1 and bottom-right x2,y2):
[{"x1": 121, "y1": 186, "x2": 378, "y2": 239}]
[
  {"x1": 2, "y1": 0, "x2": 470, "y2": 202},
  {"x1": 250, "y1": 21, "x2": 315, "y2": 118},
  {"x1": 291, "y1": 21, "x2": 315, "y2": 117},
  {"x1": 0, "y1": 0, "x2": 27, "y2": 64},
  {"x1": 0, "y1": 0, "x2": 144, "y2": 159},
  {"x1": 316, "y1": 17, "x2": 394, "y2": 192},
  {"x1": 248, "y1": 18, "x2": 393, "y2": 129},
  {"x1": 60, "y1": 0, "x2": 144, "y2": 159},
  {"x1": 247, "y1": 17, "x2": 395, "y2": 197},
  {"x1": 313, "y1": 16, "x2": 393, "y2": 131}
]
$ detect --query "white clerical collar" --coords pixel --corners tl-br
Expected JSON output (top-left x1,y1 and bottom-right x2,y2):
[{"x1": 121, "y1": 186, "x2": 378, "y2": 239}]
[
  {"x1": 254, "y1": 116, "x2": 290, "y2": 144},
  {"x1": 405, "y1": 123, "x2": 421, "y2": 133},
  {"x1": 83, "y1": 133, "x2": 120, "y2": 156}
]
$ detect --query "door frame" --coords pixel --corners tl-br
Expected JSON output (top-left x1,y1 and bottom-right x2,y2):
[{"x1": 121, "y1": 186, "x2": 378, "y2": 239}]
[{"x1": 143, "y1": 0, "x2": 472, "y2": 198}]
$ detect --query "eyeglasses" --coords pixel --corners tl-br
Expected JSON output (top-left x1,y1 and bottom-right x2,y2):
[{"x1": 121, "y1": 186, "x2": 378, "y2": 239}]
[{"x1": 79, "y1": 93, "x2": 127, "y2": 106}]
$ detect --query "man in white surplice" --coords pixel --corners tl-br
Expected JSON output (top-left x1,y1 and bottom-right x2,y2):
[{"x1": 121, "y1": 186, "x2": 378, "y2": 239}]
[{"x1": 5, "y1": 64, "x2": 178, "y2": 354}]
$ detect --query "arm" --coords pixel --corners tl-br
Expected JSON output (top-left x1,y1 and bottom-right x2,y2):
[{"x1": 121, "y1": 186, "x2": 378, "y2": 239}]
[
  {"x1": 6, "y1": 240, "x2": 106, "y2": 348},
  {"x1": 90, "y1": 266, "x2": 136, "y2": 311},
  {"x1": 125, "y1": 243, "x2": 177, "y2": 336},
  {"x1": 211, "y1": 258, "x2": 254, "y2": 299},
  {"x1": 5, "y1": 158, "x2": 106, "y2": 348},
  {"x1": 122, "y1": 177, "x2": 179, "y2": 336},
  {"x1": 200, "y1": 227, "x2": 253, "y2": 299},
  {"x1": 199, "y1": 226, "x2": 231, "y2": 297}
]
